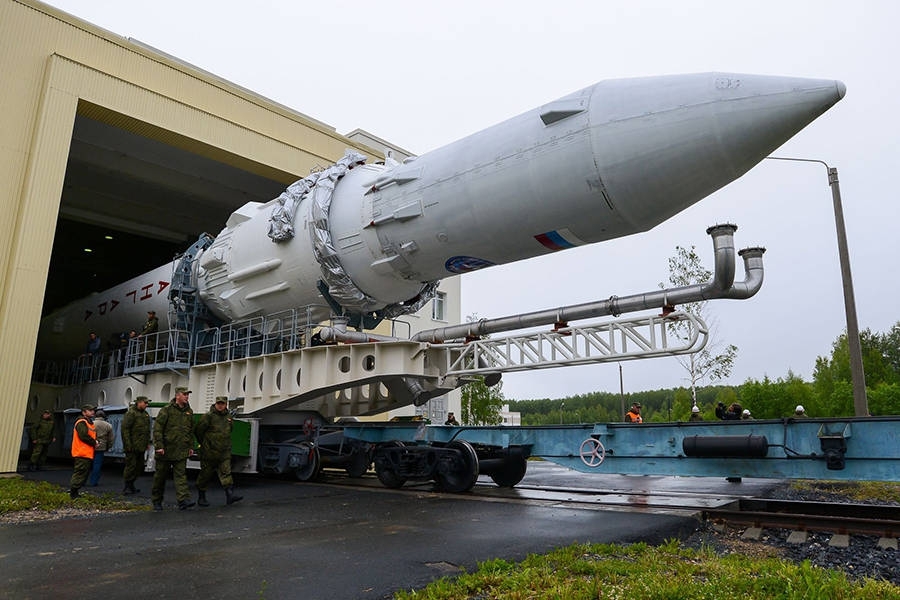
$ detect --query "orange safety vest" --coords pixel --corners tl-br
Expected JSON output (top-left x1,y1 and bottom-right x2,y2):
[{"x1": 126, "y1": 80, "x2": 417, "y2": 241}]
[
  {"x1": 71, "y1": 418, "x2": 96, "y2": 459},
  {"x1": 625, "y1": 411, "x2": 642, "y2": 423}
]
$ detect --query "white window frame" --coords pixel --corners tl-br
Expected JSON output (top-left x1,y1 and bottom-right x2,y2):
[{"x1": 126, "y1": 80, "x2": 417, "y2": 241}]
[{"x1": 431, "y1": 291, "x2": 446, "y2": 321}]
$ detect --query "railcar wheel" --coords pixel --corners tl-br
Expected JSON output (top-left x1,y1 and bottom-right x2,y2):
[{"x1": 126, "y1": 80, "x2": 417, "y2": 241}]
[
  {"x1": 294, "y1": 442, "x2": 321, "y2": 481},
  {"x1": 436, "y1": 440, "x2": 479, "y2": 493},
  {"x1": 346, "y1": 448, "x2": 371, "y2": 478},
  {"x1": 489, "y1": 454, "x2": 528, "y2": 488},
  {"x1": 375, "y1": 441, "x2": 407, "y2": 488}
]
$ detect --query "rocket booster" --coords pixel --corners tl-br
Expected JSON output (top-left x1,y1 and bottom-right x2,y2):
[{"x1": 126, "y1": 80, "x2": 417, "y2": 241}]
[
  {"x1": 38, "y1": 72, "x2": 844, "y2": 359},
  {"x1": 197, "y1": 72, "x2": 844, "y2": 322}
]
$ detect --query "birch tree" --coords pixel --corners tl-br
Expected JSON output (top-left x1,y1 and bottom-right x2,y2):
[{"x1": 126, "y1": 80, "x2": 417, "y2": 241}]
[{"x1": 662, "y1": 245, "x2": 737, "y2": 403}]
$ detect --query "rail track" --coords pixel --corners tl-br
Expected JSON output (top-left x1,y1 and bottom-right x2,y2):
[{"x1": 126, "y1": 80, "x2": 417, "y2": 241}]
[
  {"x1": 313, "y1": 469, "x2": 749, "y2": 514},
  {"x1": 705, "y1": 499, "x2": 900, "y2": 540}
]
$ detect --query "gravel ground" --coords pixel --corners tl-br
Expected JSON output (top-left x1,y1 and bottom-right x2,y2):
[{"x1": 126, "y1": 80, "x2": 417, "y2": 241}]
[{"x1": 681, "y1": 482, "x2": 900, "y2": 586}]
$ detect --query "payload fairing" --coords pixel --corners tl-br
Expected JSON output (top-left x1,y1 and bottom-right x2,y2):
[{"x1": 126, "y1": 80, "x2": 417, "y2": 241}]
[{"x1": 37, "y1": 72, "x2": 845, "y2": 359}]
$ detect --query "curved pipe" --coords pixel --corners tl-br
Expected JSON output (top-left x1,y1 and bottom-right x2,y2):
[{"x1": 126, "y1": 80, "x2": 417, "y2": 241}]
[
  {"x1": 318, "y1": 316, "x2": 400, "y2": 344},
  {"x1": 412, "y1": 224, "x2": 766, "y2": 343}
]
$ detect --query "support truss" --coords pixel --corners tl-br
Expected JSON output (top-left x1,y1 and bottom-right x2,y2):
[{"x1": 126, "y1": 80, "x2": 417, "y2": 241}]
[{"x1": 443, "y1": 311, "x2": 707, "y2": 377}]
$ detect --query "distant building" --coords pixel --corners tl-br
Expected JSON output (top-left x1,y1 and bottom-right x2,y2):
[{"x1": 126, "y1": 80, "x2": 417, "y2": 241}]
[{"x1": 500, "y1": 404, "x2": 521, "y2": 426}]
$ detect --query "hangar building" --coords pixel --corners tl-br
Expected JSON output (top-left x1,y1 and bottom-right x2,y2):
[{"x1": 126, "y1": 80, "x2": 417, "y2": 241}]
[{"x1": 0, "y1": 0, "x2": 460, "y2": 473}]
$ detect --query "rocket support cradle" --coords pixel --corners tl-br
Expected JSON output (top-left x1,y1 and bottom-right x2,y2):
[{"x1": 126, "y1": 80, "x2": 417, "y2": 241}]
[{"x1": 34, "y1": 72, "x2": 890, "y2": 493}]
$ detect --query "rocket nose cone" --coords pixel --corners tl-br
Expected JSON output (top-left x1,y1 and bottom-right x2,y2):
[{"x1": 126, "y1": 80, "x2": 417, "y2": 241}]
[
  {"x1": 589, "y1": 73, "x2": 846, "y2": 231},
  {"x1": 835, "y1": 80, "x2": 847, "y2": 100}
]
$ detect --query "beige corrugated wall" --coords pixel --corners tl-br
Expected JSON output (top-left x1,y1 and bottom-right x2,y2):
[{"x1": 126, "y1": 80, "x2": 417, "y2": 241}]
[{"x1": 0, "y1": 0, "x2": 377, "y2": 473}]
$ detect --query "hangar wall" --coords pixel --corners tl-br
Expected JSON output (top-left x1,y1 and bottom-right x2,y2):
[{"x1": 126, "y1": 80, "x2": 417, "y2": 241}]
[{"x1": 0, "y1": 0, "x2": 442, "y2": 473}]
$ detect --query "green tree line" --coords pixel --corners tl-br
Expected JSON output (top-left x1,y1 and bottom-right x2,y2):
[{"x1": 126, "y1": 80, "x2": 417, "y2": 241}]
[{"x1": 502, "y1": 322, "x2": 900, "y2": 424}]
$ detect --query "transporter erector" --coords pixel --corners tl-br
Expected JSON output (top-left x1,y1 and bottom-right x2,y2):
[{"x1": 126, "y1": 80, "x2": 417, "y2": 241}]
[{"x1": 31, "y1": 72, "x2": 888, "y2": 492}]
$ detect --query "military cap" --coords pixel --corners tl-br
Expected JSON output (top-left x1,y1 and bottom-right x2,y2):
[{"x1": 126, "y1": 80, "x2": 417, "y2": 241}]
[
  {"x1": 42, "y1": 409, "x2": 52, "y2": 414},
  {"x1": 215, "y1": 396, "x2": 228, "y2": 403},
  {"x1": 95, "y1": 409, "x2": 106, "y2": 418},
  {"x1": 175, "y1": 387, "x2": 192, "y2": 394},
  {"x1": 135, "y1": 396, "x2": 149, "y2": 403},
  {"x1": 81, "y1": 403, "x2": 95, "y2": 411}
]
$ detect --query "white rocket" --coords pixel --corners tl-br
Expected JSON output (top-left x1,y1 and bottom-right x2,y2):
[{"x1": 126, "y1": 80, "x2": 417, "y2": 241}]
[{"x1": 37, "y1": 72, "x2": 845, "y2": 359}]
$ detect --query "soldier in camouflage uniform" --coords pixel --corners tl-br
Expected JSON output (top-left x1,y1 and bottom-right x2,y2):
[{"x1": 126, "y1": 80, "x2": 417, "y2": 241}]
[
  {"x1": 28, "y1": 410, "x2": 55, "y2": 471},
  {"x1": 195, "y1": 396, "x2": 243, "y2": 506},
  {"x1": 151, "y1": 387, "x2": 195, "y2": 510},
  {"x1": 121, "y1": 396, "x2": 151, "y2": 494}
]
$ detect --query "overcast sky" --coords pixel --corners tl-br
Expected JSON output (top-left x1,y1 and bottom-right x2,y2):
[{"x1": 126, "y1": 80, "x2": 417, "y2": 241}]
[{"x1": 45, "y1": 1, "x2": 900, "y2": 401}]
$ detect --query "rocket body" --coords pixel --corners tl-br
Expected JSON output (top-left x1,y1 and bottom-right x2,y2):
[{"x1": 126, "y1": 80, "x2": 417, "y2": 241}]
[
  {"x1": 198, "y1": 72, "x2": 845, "y2": 322},
  {"x1": 37, "y1": 72, "x2": 845, "y2": 360}
]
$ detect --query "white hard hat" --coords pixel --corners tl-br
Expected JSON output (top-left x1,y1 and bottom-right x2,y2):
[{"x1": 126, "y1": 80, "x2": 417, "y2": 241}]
[
  {"x1": 742, "y1": 409, "x2": 751, "y2": 416},
  {"x1": 795, "y1": 405, "x2": 805, "y2": 413},
  {"x1": 691, "y1": 406, "x2": 700, "y2": 413}
]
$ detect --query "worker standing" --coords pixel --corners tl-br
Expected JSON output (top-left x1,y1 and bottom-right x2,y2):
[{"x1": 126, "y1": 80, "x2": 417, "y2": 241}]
[
  {"x1": 69, "y1": 404, "x2": 97, "y2": 499},
  {"x1": 624, "y1": 403, "x2": 643, "y2": 423},
  {"x1": 195, "y1": 396, "x2": 243, "y2": 507},
  {"x1": 122, "y1": 396, "x2": 151, "y2": 495},
  {"x1": 151, "y1": 387, "x2": 196, "y2": 511},
  {"x1": 88, "y1": 409, "x2": 114, "y2": 486},
  {"x1": 28, "y1": 410, "x2": 56, "y2": 471}
]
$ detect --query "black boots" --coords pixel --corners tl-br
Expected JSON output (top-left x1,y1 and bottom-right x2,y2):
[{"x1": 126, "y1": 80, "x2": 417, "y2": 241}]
[
  {"x1": 178, "y1": 499, "x2": 196, "y2": 510},
  {"x1": 225, "y1": 486, "x2": 243, "y2": 505},
  {"x1": 152, "y1": 502, "x2": 162, "y2": 511},
  {"x1": 123, "y1": 481, "x2": 139, "y2": 495},
  {"x1": 69, "y1": 487, "x2": 79, "y2": 499},
  {"x1": 196, "y1": 488, "x2": 242, "y2": 506}
]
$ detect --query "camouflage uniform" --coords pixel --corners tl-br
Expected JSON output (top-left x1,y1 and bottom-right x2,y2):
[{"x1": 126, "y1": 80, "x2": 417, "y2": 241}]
[
  {"x1": 151, "y1": 395, "x2": 195, "y2": 508},
  {"x1": 122, "y1": 398, "x2": 151, "y2": 493},
  {"x1": 140, "y1": 311, "x2": 159, "y2": 359},
  {"x1": 194, "y1": 398, "x2": 242, "y2": 506},
  {"x1": 28, "y1": 412, "x2": 55, "y2": 470}
]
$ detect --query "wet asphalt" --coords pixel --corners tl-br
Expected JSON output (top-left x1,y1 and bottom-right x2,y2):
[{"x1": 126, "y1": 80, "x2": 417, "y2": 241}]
[{"x1": 2, "y1": 462, "x2": 777, "y2": 599}]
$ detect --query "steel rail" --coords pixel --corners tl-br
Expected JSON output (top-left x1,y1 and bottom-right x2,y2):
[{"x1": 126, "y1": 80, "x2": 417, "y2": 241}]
[{"x1": 705, "y1": 500, "x2": 900, "y2": 537}]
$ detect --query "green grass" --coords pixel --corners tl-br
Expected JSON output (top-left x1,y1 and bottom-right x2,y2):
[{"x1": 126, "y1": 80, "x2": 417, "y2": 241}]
[
  {"x1": 394, "y1": 540, "x2": 900, "y2": 599},
  {"x1": 395, "y1": 480, "x2": 900, "y2": 599},
  {"x1": 790, "y1": 479, "x2": 900, "y2": 503},
  {"x1": 0, "y1": 477, "x2": 149, "y2": 514}
]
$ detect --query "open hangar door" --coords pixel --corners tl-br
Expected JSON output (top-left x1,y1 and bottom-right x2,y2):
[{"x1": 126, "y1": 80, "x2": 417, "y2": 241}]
[{"x1": 37, "y1": 106, "x2": 292, "y2": 361}]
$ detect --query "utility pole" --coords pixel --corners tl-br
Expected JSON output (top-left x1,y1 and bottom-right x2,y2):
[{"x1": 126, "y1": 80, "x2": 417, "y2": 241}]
[
  {"x1": 619, "y1": 363, "x2": 626, "y2": 422},
  {"x1": 767, "y1": 157, "x2": 868, "y2": 416}
]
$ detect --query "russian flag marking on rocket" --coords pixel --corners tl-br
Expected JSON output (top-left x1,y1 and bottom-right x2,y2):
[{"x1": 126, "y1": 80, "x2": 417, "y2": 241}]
[{"x1": 535, "y1": 228, "x2": 586, "y2": 251}]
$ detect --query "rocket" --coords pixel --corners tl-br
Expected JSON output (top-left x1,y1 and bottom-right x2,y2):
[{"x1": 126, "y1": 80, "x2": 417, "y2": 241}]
[{"x1": 37, "y1": 72, "x2": 845, "y2": 360}]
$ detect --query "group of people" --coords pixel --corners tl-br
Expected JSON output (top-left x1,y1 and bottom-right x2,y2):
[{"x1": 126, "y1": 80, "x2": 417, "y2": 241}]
[
  {"x1": 715, "y1": 402, "x2": 751, "y2": 420},
  {"x1": 64, "y1": 386, "x2": 243, "y2": 510},
  {"x1": 79, "y1": 308, "x2": 161, "y2": 378},
  {"x1": 621, "y1": 402, "x2": 810, "y2": 423}
]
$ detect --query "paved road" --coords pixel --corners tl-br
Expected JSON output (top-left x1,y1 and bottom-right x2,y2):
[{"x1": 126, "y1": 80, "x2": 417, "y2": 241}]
[{"x1": 1, "y1": 463, "x2": 779, "y2": 599}]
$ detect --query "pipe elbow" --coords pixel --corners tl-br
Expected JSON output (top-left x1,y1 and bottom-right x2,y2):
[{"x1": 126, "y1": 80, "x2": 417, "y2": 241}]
[{"x1": 721, "y1": 247, "x2": 766, "y2": 299}]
